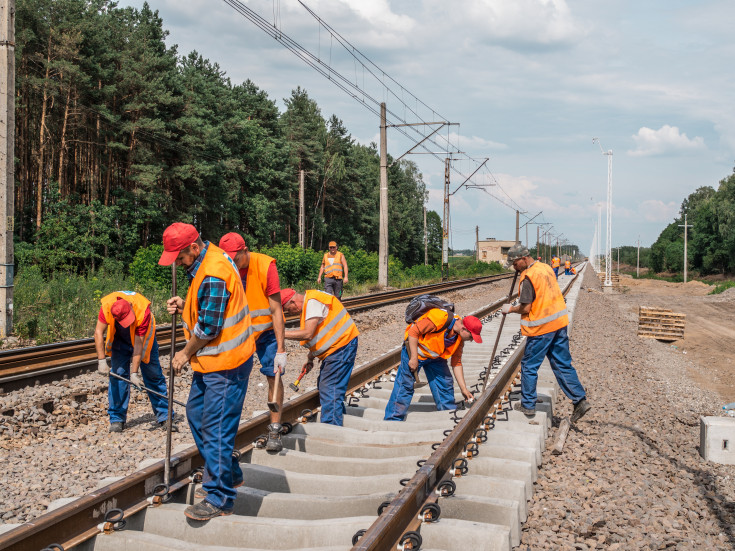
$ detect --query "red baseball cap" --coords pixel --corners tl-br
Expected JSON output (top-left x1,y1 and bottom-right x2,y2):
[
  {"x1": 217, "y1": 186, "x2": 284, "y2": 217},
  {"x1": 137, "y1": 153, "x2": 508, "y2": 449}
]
[
  {"x1": 280, "y1": 288, "x2": 296, "y2": 307},
  {"x1": 462, "y1": 315, "x2": 483, "y2": 343},
  {"x1": 219, "y1": 232, "x2": 246, "y2": 259},
  {"x1": 111, "y1": 298, "x2": 136, "y2": 328},
  {"x1": 159, "y1": 223, "x2": 199, "y2": 265}
]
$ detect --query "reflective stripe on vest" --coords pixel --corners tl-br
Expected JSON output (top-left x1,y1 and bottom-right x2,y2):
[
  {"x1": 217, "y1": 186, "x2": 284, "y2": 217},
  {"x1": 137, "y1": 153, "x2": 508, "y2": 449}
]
[
  {"x1": 244, "y1": 252, "x2": 278, "y2": 341},
  {"x1": 405, "y1": 309, "x2": 461, "y2": 361},
  {"x1": 183, "y1": 244, "x2": 255, "y2": 372},
  {"x1": 518, "y1": 261, "x2": 569, "y2": 337},
  {"x1": 299, "y1": 290, "x2": 359, "y2": 360},
  {"x1": 323, "y1": 252, "x2": 344, "y2": 279},
  {"x1": 100, "y1": 291, "x2": 157, "y2": 363}
]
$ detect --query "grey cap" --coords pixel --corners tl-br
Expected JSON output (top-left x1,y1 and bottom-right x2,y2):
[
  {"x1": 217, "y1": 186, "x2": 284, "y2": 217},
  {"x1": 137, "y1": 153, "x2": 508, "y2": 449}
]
[{"x1": 506, "y1": 243, "x2": 530, "y2": 262}]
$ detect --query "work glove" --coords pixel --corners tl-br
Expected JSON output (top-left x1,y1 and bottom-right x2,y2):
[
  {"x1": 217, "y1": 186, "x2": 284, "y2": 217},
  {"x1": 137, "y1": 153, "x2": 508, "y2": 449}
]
[
  {"x1": 97, "y1": 358, "x2": 110, "y2": 376},
  {"x1": 274, "y1": 352, "x2": 287, "y2": 375},
  {"x1": 501, "y1": 303, "x2": 512, "y2": 315},
  {"x1": 130, "y1": 372, "x2": 144, "y2": 389}
]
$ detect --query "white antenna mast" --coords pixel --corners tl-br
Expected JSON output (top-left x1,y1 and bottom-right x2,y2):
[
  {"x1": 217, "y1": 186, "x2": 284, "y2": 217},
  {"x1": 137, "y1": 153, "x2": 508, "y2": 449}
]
[{"x1": 592, "y1": 138, "x2": 613, "y2": 288}]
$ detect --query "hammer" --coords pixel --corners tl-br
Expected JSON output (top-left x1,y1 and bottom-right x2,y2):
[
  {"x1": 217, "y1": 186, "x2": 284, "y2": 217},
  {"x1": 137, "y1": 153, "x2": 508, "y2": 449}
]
[
  {"x1": 267, "y1": 370, "x2": 281, "y2": 412},
  {"x1": 289, "y1": 364, "x2": 310, "y2": 392}
]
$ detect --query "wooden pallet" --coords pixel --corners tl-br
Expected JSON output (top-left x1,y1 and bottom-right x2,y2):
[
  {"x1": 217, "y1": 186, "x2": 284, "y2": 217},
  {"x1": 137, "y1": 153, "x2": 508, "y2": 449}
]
[{"x1": 637, "y1": 306, "x2": 685, "y2": 341}]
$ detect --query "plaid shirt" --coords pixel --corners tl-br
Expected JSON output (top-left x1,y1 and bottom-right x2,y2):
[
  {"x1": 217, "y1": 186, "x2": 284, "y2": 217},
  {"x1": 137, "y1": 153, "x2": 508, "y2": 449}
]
[{"x1": 186, "y1": 241, "x2": 230, "y2": 341}]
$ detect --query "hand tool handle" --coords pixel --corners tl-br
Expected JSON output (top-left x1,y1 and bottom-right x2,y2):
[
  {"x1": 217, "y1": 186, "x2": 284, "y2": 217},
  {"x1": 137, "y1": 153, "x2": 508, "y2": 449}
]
[
  {"x1": 109, "y1": 372, "x2": 186, "y2": 408},
  {"x1": 481, "y1": 270, "x2": 519, "y2": 391},
  {"x1": 164, "y1": 264, "x2": 177, "y2": 487}
]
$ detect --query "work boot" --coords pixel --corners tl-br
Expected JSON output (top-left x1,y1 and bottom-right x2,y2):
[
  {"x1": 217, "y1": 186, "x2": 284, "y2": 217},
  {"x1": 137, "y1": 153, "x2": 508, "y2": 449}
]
[
  {"x1": 184, "y1": 500, "x2": 233, "y2": 521},
  {"x1": 109, "y1": 422, "x2": 124, "y2": 433},
  {"x1": 570, "y1": 399, "x2": 591, "y2": 424},
  {"x1": 150, "y1": 419, "x2": 179, "y2": 432},
  {"x1": 194, "y1": 478, "x2": 243, "y2": 499},
  {"x1": 266, "y1": 423, "x2": 283, "y2": 453},
  {"x1": 513, "y1": 403, "x2": 536, "y2": 418}
]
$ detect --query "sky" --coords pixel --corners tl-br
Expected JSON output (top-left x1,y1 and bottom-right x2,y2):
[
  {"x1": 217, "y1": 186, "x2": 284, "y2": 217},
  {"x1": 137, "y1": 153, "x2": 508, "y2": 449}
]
[{"x1": 125, "y1": 0, "x2": 735, "y2": 254}]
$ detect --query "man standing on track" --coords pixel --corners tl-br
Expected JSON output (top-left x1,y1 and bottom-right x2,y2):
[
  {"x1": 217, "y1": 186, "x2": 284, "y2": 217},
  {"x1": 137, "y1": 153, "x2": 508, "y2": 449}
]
[
  {"x1": 160, "y1": 222, "x2": 255, "y2": 521},
  {"x1": 384, "y1": 310, "x2": 480, "y2": 421},
  {"x1": 95, "y1": 291, "x2": 171, "y2": 433},
  {"x1": 281, "y1": 288, "x2": 359, "y2": 426},
  {"x1": 502, "y1": 244, "x2": 590, "y2": 424},
  {"x1": 219, "y1": 232, "x2": 288, "y2": 453},
  {"x1": 551, "y1": 255, "x2": 561, "y2": 278},
  {"x1": 564, "y1": 258, "x2": 572, "y2": 275},
  {"x1": 317, "y1": 241, "x2": 349, "y2": 299}
]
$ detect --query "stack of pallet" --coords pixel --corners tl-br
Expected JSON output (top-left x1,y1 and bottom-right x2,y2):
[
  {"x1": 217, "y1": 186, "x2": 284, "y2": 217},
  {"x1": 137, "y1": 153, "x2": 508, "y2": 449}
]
[
  {"x1": 637, "y1": 306, "x2": 686, "y2": 341},
  {"x1": 597, "y1": 272, "x2": 621, "y2": 287}
]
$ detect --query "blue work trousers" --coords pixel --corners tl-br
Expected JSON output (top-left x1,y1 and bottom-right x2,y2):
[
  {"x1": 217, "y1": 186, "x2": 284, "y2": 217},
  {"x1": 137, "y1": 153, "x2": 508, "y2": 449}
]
[
  {"x1": 187, "y1": 356, "x2": 253, "y2": 511},
  {"x1": 565, "y1": 268, "x2": 571, "y2": 275},
  {"x1": 384, "y1": 345, "x2": 456, "y2": 421},
  {"x1": 108, "y1": 340, "x2": 169, "y2": 424},
  {"x1": 520, "y1": 327, "x2": 585, "y2": 410},
  {"x1": 317, "y1": 337, "x2": 358, "y2": 426},
  {"x1": 553, "y1": 267, "x2": 559, "y2": 278},
  {"x1": 256, "y1": 329, "x2": 278, "y2": 377}
]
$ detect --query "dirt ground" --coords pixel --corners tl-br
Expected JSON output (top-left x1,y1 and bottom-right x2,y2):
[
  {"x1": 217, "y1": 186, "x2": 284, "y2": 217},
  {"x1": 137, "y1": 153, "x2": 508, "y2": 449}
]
[{"x1": 613, "y1": 275, "x2": 735, "y2": 404}]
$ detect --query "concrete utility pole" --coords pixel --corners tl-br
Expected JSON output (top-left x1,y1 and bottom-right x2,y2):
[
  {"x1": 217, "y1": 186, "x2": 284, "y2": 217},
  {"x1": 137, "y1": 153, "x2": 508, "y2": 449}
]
[
  {"x1": 617, "y1": 247, "x2": 620, "y2": 273},
  {"x1": 536, "y1": 226, "x2": 540, "y2": 259},
  {"x1": 298, "y1": 170, "x2": 305, "y2": 249},
  {"x1": 515, "y1": 210, "x2": 519, "y2": 243},
  {"x1": 679, "y1": 213, "x2": 693, "y2": 283},
  {"x1": 0, "y1": 0, "x2": 14, "y2": 337},
  {"x1": 423, "y1": 206, "x2": 428, "y2": 266},
  {"x1": 378, "y1": 103, "x2": 389, "y2": 287},
  {"x1": 475, "y1": 225, "x2": 479, "y2": 262},
  {"x1": 442, "y1": 158, "x2": 450, "y2": 280},
  {"x1": 637, "y1": 236, "x2": 640, "y2": 278},
  {"x1": 593, "y1": 138, "x2": 613, "y2": 287}
]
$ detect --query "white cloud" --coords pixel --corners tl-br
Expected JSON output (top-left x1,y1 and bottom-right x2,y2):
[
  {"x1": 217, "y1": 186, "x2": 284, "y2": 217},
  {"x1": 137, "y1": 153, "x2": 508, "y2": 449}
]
[
  {"x1": 447, "y1": 132, "x2": 507, "y2": 152},
  {"x1": 638, "y1": 200, "x2": 679, "y2": 223},
  {"x1": 628, "y1": 125, "x2": 705, "y2": 157}
]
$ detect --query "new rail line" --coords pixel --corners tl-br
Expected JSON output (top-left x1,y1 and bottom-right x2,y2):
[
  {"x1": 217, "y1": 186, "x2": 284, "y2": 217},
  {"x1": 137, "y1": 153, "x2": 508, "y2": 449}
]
[
  {"x1": 0, "y1": 265, "x2": 585, "y2": 551},
  {"x1": 0, "y1": 272, "x2": 514, "y2": 394}
]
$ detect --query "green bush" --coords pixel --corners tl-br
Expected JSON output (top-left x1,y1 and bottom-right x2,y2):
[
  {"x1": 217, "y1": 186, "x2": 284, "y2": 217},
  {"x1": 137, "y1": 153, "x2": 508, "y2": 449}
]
[
  {"x1": 130, "y1": 244, "x2": 189, "y2": 294},
  {"x1": 709, "y1": 280, "x2": 735, "y2": 295}
]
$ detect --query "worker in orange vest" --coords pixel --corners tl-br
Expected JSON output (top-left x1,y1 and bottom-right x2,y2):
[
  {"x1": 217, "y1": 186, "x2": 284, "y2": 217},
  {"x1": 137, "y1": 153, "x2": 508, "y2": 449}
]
[
  {"x1": 384, "y1": 310, "x2": 480, "y2": 421},
  {"x1": 161, "y1": 223, "x2": 255, "y2": 521},
  {"x1": 551, "y1": 255, "x2": 561, "y2": 278},
  {"x1": 282, "y1": 288, "x2": 359, "y2": 426},
  {"x1": 95, "y1": 292, "x2": 171, "y2": 433},
  {"x1": 317, "y1": 241, "x2": 349, "y2": 299},
  {"x1": 218, "y1": 233, "x2": 288, "y2": 453},
  {"x1": 564, "y1": 259, "x2": 572, "y2": 275},
  {"x1": 502, "y1": 244, "x2": 590, "y2": 424}
]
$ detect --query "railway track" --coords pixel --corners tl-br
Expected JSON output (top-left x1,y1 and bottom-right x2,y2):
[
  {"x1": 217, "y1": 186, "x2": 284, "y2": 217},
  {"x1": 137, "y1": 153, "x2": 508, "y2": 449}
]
[
  {"x1": 0, "y1": 264, "x2": 585, "y2": 551},
  {"x1": 0, "y1": 273, "x2": 513, "y2": 394}
]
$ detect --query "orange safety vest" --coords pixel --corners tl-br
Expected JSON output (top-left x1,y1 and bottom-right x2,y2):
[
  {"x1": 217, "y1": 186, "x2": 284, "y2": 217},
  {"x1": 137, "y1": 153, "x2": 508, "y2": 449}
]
[
  {"x1": 183, "y1": 244, "x2": 255, "y2": 373},
  {"x1": 404, "y1": 309, "x2": 462, "y2": 361},
  {"x1": 551, "y1": 257, "x2": 560, "y2": 268},
  {"x1": 518, "y1": 261, "x2": 569, "y2": 337},
  {"x1": 300, "y1": 290, "x2": 359, "y2": 360},
  {"x1": 322, "y1": 251, "x2": 345, "y2": 279},
  {"x1": 243, "y1": 252, "x2": 279, "y2": 341},
  {"x1": 100, "y1": 292, "x2": 157, "y2": 363}
]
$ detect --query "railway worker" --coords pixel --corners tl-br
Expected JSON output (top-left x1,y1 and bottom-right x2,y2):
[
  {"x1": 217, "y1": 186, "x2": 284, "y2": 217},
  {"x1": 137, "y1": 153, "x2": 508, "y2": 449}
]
[
  {"x1": 502, "y1": 243, "x2": 590, "y2": 424},
  {"x1": 551, "y1": 255, "x2": 561, "y2": 278},
  {"x1": 281, "y1": 288, "x2": 359, "y2": 426},
  {"x1": 218, "y1": 232, "x2": 287, "y2": 453},
  {"x1": 383, "y1": 310, "x2": 480, "y2": 422},
  {"x1": 95, "y1": 292, "x2": 171, "y2": 433},
  {"x1": 160, "y1": 222, "x2": 255, "y2": 521},
  {"x1": 564, "y1": 259, "x2": 572, "y2": 275},
  {"x1": 317, "y1": 241, "x2": 349, "y2": 299}
]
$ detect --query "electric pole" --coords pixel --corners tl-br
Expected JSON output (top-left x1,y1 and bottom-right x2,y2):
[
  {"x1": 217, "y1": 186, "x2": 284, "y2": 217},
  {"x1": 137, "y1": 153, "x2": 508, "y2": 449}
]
[
  {"x1": 423, "y1": 206, "x2": 428, "y2": 266},
  {"x1": 378, "y1": 103, "x2": 389, "y2": 287},
  {"x1": 515, "y1": 210, "x2": 519, "y2": 243},
  {"x1": 0, "y1": 0, "x2": 14, "y2": 337},
  {"x1": 298, "y1": 170, "x2": 305, "y2": 249},
  {"x1": 637, "y1": 236, "x2": 640, "y2": 278},
  {"x1": 593, "y1": 138, "x2": 613, "y2": 287},
  {"x1": 442, "y1": 158, "x2": 450, "y2": 280},
  {"x1": 536, "y1": 226, "x2": 540, "y2": 259},
  {"x1": 679, "y1": 213, "x2": 693, "y2": 283},
  {"x1": 475, "y1": 225, "x2": 479, "y2": 262}
]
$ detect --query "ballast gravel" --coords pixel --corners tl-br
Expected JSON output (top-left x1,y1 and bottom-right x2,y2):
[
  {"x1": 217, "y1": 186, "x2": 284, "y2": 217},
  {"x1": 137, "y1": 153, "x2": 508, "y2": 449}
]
[
  {"x1": 519, "y1": 267, "x2": 735, "y2": 550},
  {"x1": 0, "y1": 280, "x2": 509, "y2": 525}
]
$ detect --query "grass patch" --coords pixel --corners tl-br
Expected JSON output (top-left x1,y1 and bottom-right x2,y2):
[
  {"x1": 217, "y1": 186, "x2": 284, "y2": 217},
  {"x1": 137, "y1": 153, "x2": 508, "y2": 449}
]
[
  {"x1": 709, "y1": 281, "x2": 735, "y2": 295},
  {"x1": 631, "y1": 272, "x2": 684, "y2": 283}
]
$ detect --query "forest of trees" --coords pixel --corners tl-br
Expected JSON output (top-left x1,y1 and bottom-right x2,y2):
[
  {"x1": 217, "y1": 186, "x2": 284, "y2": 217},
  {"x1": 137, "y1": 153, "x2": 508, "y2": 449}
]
[
  {"x1": 649, "y1": 169, "x2": 735, "y2": 275},
  {"x1": 12, "y1": 0, "x2": 439, "y2": 274}
]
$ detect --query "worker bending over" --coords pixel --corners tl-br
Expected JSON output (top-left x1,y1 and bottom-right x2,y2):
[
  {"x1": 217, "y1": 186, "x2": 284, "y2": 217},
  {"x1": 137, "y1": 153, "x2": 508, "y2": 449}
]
[
  {"x1": 502, "y1": 244, "x2": 590, "y2": 424},
  {"x1": 161, "y1": 223, "x2": 255, "y2": 521},
  {"x1": 219, "y1": 232, "x2": 287, "y2": 452},
  {"x1": 95, "y1": 292, "x2": 170, "y2": 433},
  {"x1": 317, "y1": 241, "x2": 348, "y2": 298},
  {"x1": 384, "y1": 310, "x2": 480, "y2": 421},
  {"x1": 282, "y1": 289, "x2": 359, "y2": 426}
]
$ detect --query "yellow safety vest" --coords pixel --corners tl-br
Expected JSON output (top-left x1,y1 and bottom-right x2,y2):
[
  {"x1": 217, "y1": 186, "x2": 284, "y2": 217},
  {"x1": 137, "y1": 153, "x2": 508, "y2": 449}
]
[
  {"x1": 551, "y1": 257, "x2": 560, "y2": 268},
  {"x1": 244, "y1": 252, "x2": 279, "y2": 341},
  {"x1": 100, "y1": 292, "x2": 157, "y2": 363},
  {"x1": 404, "y1": 309, "x2": 462, "y2": 361},
  {"x1": 518, "y1": 261, "x2": 569, "y2": 337},
  {"x1": 564, "y1": 260, "x2": 571, "y2": 269},
  {"x1": 299, "y1": 290, "x2": 359, "y2": 360},
  {"x1": 183, "y1": 244, "x2": 255, "y2": 373},
  {"x1": 322, "y1": 251, "x2": 344, "y2": 279}
]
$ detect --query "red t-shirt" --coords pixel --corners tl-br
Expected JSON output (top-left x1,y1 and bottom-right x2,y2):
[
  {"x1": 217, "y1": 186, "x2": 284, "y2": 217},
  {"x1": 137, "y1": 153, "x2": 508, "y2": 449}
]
[
  {"x1": 98, "y1": 305, "x2": 151, "y2": 336},
  {"x1": 239, "y1": 260, "x2": 281, "y2": 297}
]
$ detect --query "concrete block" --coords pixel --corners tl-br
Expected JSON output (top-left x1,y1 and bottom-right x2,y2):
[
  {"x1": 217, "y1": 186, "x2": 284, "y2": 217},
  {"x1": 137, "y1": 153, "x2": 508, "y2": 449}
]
[{"x1": 700, "y1": 416, "x2": 735, "y2": 464}]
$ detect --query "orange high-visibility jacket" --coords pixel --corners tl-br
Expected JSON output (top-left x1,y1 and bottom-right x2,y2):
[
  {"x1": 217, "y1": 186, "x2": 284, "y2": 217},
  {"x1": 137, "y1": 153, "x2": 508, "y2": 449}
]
[
  {"x1": 564, "y1": 260, "x2": 571, "y2": 270},
  {"x1": 300, "y1": 290, "x2": 359, "y2": 360},
  {"x1": 244, "y1": 252, "x2": 280, "y2": 341},
  {"x1": 551, "y1": 256, "x2": 560, "y2": 268},
  {"x1": 404, "y1": 309, "x2": 462, "y2": 361},
  {"x1": 183, "y1": 244, "x2": 255, "y2": 373},
  {"x1": 322, "y1": 251, "x2": 345, "y2": 279},
  {"x1": 518, "y1": 261, "x2": 569, "y2": 337},
  {"x1": 100, "y1": 292, "x2": 157, "y2": 363}
]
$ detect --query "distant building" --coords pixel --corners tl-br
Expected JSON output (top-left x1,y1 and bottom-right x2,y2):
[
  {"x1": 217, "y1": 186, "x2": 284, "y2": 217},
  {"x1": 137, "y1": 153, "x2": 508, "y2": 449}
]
[{"x1": 477, "y1": 238, "x2": 517, "y2": 264}]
